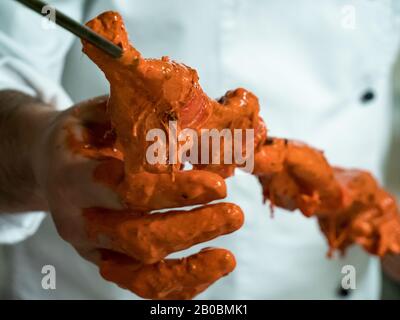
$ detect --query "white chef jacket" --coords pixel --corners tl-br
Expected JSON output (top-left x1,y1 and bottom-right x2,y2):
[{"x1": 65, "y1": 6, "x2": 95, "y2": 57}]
[{"x1": 0, "y1": 0, "x2": 399, "y2": 300}]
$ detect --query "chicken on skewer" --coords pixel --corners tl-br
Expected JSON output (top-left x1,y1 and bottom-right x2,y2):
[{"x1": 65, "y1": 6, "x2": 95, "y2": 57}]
[{"x1": 66, "y1": 11, "x2": 400, "y2": 299}]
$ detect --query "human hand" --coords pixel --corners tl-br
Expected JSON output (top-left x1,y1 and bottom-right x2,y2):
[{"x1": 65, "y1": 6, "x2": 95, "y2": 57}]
[{"x1": 33, "y1": 96, "x2": 244, "y2": 299}]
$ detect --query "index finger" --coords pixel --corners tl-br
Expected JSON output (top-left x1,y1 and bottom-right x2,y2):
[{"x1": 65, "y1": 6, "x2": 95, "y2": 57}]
[
  {"x1": 93, "y1": 159, "x2": 227, "y2": 211},
  {"x1": 84, "y1": 202, "x2": 244, "y2": 264}
]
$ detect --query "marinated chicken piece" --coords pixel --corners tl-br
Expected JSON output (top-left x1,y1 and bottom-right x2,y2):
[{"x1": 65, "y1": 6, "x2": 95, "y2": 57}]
[
  {"x1": 254, "y1": 138, "x2": 400, "y2": 256},
  {"x1": 81, "y1": 12, "x2": 264, "y2": 212}
]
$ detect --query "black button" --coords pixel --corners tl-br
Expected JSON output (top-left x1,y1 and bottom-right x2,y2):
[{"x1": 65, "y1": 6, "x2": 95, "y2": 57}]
[
  {"x1": 360, "y1": 89, "x2": 375, "y2": 104},
  {"x1": 337, "y1": 286, "x2": 351, "y2": 298}
]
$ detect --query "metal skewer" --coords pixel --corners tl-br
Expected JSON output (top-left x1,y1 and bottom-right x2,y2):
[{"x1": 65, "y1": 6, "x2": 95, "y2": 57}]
[{"x1": 14, "y1": 0, "x2": 123, "y2": 58}]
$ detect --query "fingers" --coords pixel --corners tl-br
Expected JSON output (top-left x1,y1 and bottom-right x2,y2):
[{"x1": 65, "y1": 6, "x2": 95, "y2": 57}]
[
  {"x1": 59, "y1": 159, "x2": 123, "y2": 210},
  {"x1": 84, "y1": 203, "x2": 244, "y2": 264},
  {"x1": 118, "y1": 170, "x2": 227, "y2": 211},
  {"x1": 92, "y1": 159, "x2": 227, "y2": 211},
  {"x1": 98, "y1": 248, "x2": 236, "y2": 300}
]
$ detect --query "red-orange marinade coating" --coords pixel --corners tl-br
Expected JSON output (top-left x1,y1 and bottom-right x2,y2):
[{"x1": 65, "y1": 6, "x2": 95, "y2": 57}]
[
  {"x1": 99, "y1": 248, "x2": 236, "y2": 300},
  {"x1": 83, "y1": 203, "x2": 244, "y2": 264},
  {"x1": 254, "y1": 138, "x2": 400, "y2": 256},
  {"x1": 83, "y1": 12, "x2": 265, "y2": 179},
  {"x1": 75, "y1": 11, "x2": 254, "y2": 300},
  {"x1": 75, "y1": 10, "x2": 400, "y2": 300}
]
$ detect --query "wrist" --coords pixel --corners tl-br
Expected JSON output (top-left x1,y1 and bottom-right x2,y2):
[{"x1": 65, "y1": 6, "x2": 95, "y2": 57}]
[
  {"x1": 26, "y1": 104, "x2": 60, "y2": 211},
  {"x1": 0, "y1": 90, "x2": 58, "y2": 212}
]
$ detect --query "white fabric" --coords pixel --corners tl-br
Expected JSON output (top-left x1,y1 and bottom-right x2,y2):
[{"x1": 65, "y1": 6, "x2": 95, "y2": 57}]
[
  {"x1": 0, "y1": 212, "x2": 45, "y2": 244},
  {"x1": 0, "y1": 0, "x2": 399, "y2": 299}
]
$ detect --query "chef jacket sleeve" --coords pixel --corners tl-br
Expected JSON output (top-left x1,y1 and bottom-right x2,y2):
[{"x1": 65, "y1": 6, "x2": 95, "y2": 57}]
[{"x1": 0, "y1": 0, "x2": 85, "y2": 244}]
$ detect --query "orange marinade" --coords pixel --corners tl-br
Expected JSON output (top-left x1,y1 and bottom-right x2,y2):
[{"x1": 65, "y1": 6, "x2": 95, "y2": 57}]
[{"x1": 67, "y1": 11, "x2": 400, "y2": 299}]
